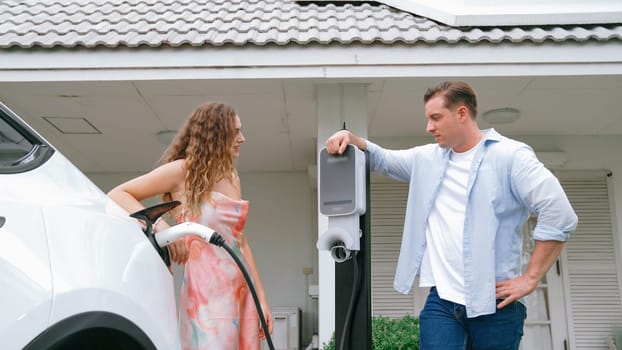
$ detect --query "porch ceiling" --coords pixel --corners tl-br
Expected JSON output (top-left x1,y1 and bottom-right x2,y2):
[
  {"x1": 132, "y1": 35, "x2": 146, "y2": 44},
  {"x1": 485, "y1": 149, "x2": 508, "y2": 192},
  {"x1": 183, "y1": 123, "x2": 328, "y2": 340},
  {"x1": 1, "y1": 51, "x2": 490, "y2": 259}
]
[{"x1": 0, "y1": 75, "x2": 621, "y2": 174}]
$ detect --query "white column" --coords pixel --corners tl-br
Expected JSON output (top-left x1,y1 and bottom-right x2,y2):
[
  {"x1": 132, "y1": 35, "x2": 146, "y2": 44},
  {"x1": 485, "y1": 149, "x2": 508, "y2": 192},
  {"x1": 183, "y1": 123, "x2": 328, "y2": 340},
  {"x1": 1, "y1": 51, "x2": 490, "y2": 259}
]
[{"x1": 316, "y1": 83, "x2": 368, "y2": 346}]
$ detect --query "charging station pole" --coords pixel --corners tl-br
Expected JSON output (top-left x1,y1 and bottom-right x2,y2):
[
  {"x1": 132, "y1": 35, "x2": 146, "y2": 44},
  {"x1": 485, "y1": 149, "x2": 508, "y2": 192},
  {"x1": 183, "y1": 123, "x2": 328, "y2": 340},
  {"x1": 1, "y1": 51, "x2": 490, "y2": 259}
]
[{"x1": 334, "y1": 152, "x2": 371, "y2": 350}]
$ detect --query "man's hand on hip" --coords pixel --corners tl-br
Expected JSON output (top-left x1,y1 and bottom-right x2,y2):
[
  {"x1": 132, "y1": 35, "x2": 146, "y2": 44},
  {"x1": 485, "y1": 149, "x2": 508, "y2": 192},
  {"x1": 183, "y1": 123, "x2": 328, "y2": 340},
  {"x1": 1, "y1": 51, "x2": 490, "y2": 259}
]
[{"x1": 495, "y1": 275, "x2": 538, "y2": 309}]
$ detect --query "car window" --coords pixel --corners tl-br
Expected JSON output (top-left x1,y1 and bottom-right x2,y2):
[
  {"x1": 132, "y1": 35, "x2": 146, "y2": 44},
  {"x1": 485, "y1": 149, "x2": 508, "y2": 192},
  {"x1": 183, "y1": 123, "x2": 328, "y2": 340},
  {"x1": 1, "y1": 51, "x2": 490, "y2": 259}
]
[
  {"x1": 0, "y1": 104, "x2": 54, "y2": 173},
  {"x1": 0, "y1": 116, "x2": 33, "y2": 162}
]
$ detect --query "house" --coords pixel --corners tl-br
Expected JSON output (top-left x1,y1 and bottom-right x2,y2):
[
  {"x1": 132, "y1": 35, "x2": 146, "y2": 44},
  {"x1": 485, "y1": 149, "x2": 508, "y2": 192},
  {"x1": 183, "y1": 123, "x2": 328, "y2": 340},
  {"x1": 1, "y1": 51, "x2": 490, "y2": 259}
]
[{"x1": 1, "y1": 0, "x2": 622, "y2": 348}]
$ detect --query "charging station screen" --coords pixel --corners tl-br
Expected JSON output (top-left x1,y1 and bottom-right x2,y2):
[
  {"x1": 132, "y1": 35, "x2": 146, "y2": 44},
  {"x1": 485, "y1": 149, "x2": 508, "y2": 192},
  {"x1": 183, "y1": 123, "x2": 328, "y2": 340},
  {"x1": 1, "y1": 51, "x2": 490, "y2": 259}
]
[{"x1": 320, "y1": 146, "x2": 356, "y2": 215}]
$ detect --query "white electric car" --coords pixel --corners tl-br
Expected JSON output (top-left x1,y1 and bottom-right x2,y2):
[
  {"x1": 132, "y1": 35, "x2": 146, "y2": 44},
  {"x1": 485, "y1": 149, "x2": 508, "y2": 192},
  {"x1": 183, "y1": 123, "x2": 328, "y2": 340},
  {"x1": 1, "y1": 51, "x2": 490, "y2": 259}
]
[{"x1": 0, "y1": 101, "x2": 181, "y2": 350}]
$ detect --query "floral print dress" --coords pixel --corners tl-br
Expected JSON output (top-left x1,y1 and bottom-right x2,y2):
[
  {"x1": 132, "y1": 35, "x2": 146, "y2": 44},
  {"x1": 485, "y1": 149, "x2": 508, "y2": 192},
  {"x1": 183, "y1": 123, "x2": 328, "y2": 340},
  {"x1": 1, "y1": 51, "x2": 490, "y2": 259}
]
[{"x1": 178, "y1": 191, "x2": 260, "y2": 350}]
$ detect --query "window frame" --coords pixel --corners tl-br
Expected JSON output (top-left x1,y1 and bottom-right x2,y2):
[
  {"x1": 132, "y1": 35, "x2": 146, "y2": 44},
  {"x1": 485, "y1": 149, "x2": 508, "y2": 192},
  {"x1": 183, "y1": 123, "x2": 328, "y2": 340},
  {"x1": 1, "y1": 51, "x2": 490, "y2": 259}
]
[{"x1": 0, "y1": 102, "x2": 54, "y2": 174}]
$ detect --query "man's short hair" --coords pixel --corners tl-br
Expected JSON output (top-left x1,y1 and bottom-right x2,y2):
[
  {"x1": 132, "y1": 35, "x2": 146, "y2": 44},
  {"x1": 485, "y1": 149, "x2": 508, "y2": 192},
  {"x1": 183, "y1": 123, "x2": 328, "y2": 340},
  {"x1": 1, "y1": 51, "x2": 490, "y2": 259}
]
[{"x1": 424, "y1": 81, "x2": 478, "y2": 119}]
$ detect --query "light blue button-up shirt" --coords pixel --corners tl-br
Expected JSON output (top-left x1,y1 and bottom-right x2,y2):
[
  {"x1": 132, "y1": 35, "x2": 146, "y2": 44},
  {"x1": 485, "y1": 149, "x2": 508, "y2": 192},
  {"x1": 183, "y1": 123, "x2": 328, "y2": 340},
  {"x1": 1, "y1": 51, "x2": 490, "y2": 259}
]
[{"x1": 365, "y1": 128, "x2": 578, "y2": 317}]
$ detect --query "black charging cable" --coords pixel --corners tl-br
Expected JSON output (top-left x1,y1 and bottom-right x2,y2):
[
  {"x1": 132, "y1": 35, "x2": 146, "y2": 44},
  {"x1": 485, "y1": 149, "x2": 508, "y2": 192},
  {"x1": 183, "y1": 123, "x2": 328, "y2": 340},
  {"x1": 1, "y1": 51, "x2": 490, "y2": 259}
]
[
  {"x1": 209, "y1": 232, "x2": 275, "y2": 350},
  {"x1": 339, "y1": 251, "x2": 362, "y2": 350}
]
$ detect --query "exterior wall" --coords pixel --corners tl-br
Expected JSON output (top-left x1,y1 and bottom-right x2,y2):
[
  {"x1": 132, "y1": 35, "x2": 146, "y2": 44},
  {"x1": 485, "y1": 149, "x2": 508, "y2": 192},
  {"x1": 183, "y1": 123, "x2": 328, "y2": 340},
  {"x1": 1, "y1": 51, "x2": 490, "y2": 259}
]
[{"x1": 241, "y1": 171, "x2": 317, "y2": 346}]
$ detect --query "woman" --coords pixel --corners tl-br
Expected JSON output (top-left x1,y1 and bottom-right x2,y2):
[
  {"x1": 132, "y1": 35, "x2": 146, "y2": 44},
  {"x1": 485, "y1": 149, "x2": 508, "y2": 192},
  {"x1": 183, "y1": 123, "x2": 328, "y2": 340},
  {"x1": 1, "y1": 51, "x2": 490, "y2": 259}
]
[{"x1": 108, "y1": 102, "x2": 272, "y2": 350}]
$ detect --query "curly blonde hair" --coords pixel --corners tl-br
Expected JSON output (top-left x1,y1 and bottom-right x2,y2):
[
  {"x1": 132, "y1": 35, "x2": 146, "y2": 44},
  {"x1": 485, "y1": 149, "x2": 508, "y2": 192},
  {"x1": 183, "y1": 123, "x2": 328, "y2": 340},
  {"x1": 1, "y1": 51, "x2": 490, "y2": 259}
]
[{"x1": 161, "y1": 102, "x2": 238, "y2": 214}]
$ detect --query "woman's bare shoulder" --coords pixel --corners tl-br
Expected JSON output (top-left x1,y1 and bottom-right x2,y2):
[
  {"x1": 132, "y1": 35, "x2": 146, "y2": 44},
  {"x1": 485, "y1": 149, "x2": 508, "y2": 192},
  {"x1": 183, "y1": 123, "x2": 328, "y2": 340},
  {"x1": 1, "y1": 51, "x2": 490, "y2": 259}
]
[
  {"x1": 158, "y1": 159, "x2": 186, "y2": 175},
  {"x1": 144, "y1": 159, "x2": 186, "y2": 192}
]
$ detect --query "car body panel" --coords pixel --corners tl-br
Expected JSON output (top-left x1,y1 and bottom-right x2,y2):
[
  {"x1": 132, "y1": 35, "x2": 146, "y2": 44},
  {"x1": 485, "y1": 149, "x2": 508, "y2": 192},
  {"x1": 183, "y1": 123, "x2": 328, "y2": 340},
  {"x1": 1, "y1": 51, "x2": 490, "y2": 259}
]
[
  {"x1": 0, "y1": 102, "x2": 181, "y2": 349},
  {"x1": 44, "y1": 200, "x2": 180, "y2": 348},
  {"x1": 0, "y1": 202, "x2": 52, "y2": 349}
]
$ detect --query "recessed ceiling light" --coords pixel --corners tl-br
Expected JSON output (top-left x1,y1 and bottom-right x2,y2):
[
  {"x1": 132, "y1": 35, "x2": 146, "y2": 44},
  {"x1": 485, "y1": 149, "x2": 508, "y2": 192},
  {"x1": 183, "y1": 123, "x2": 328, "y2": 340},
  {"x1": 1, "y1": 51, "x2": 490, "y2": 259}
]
[{"x1": 482, "y1": 108, "x2": 520, "y2": 124}]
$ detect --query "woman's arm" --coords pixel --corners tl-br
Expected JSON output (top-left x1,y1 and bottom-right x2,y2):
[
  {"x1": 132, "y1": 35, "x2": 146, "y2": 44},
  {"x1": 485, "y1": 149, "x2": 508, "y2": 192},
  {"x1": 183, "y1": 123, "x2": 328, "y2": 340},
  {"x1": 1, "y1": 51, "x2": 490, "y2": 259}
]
[
  {"x1": 107, "y1": 159, "x2": 189, "y2": 263},
  {"x1": 108, "y1": 159, "x2": 185, "y2": 213}
]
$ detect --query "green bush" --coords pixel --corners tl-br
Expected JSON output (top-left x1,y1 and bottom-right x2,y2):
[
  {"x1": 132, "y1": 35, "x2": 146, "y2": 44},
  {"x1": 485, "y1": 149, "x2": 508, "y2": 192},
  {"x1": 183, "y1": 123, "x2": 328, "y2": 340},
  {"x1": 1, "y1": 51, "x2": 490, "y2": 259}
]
[
  {"x1": 321, "y1": 315, "x2": 420, "y2": 350},
  {"x1": 613, "y1": 328, "x2": 622, "y2": 350}
]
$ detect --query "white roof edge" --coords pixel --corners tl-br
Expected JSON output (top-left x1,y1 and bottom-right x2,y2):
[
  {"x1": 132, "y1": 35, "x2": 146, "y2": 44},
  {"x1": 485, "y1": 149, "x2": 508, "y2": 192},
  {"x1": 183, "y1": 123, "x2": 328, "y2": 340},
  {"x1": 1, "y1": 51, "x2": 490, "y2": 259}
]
[
  {"x1": 454, "y1": 12, "x2": 622, "y2": 27},
  {"x1": 1, "y1": 42, "x2": 621, "y2": 82},
  {"x1": 375, "y1": 0, "x2": 622, "y2": 26}
]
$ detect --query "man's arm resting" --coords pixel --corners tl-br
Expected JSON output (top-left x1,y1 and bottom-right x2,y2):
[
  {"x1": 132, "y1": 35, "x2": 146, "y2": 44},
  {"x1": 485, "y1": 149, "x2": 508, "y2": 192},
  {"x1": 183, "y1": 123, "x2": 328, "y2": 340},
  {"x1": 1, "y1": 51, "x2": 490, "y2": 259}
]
[{"x1": 347, "y1": 132, "x2": 367, "y2": 151}]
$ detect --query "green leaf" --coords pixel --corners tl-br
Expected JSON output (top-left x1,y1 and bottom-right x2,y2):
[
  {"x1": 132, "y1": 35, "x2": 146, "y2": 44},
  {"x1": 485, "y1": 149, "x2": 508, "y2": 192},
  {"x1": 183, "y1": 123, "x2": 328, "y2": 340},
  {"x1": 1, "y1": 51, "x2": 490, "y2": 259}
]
[{"x1": 321, "y1": 315, "x2": 420, "y2": 350}]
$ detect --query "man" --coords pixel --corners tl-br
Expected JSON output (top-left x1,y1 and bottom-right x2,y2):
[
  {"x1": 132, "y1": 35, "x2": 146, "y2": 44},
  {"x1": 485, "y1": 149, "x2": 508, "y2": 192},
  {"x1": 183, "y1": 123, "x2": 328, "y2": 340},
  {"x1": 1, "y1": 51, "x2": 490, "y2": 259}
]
[{"x1": 324, "y1": 81, "x2": 577, "y2": 350}]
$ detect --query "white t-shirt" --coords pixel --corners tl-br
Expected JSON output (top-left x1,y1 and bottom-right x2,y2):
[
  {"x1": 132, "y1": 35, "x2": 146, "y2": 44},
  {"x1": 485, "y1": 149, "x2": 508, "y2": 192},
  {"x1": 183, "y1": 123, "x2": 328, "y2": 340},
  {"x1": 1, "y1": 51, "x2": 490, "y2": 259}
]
[{"x1": 419, "y1": 141, "x2": 482, "y2": 305}]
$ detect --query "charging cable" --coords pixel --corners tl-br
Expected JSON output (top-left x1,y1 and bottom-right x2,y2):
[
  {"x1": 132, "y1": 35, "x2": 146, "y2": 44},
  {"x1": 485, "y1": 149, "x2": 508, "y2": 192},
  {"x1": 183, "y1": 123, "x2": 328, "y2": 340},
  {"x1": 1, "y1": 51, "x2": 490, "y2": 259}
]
[
  {"x1": 339, "y1": 251, "x2": 362, "y2": 350},
  {"x1": 208, "y1": 232, "x2": 275, "y2": 350}
]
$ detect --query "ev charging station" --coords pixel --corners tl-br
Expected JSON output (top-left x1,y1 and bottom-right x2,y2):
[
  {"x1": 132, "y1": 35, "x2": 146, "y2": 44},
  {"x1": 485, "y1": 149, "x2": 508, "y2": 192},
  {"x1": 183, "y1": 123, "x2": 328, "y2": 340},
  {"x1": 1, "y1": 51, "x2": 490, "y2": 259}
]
[{"x1": 317, "y1": 144, "x2": 372, "y2": 350}]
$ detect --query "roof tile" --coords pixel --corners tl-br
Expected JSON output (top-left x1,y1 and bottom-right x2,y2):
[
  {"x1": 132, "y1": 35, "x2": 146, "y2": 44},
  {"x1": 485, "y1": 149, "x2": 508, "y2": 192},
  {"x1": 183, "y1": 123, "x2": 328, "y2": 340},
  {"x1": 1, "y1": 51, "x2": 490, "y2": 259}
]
[{"x1": 0, "y1": 0, "x2": 620, "y2": 49}]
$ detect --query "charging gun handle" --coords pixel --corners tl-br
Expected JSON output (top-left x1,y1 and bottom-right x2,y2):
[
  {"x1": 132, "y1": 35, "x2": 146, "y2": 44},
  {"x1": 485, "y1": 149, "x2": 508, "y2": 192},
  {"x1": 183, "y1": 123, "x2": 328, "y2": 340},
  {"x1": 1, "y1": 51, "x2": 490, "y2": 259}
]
[{"x1": 154, "y1": 222, "x2": 217, "y2": 247}]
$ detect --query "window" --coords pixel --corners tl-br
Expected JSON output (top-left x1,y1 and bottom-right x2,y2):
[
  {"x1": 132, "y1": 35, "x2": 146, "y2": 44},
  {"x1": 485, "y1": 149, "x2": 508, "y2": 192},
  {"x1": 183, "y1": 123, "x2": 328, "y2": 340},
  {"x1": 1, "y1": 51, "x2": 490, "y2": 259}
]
[{"x1": 0, "y1": 103, "x2": 53, "y2": 173}]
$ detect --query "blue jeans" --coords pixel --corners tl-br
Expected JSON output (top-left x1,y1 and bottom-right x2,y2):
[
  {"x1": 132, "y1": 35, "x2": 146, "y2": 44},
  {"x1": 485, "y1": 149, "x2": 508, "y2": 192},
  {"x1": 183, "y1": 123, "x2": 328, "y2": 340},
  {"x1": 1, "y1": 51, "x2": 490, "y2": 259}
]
[{"x1": 420, "y1": 287, "x2": 526, "y2": 350}]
